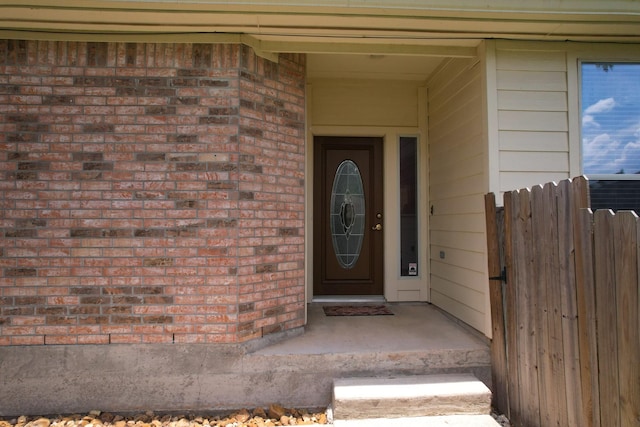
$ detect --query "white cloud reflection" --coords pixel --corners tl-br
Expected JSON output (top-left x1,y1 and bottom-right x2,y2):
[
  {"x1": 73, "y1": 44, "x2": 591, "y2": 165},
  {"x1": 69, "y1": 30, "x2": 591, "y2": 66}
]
[{"x1": 582, "y1": 64, "x2": 640, "y2": 175}]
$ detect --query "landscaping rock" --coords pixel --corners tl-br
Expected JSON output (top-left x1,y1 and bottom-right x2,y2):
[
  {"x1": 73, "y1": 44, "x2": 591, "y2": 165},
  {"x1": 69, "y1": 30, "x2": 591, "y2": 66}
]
[
  {"x1": 0, "y1": 408, "x2": 328, "y2": 427},
  {"x1": 268, "y1": 404, "x2": 287, "y2": 420}
]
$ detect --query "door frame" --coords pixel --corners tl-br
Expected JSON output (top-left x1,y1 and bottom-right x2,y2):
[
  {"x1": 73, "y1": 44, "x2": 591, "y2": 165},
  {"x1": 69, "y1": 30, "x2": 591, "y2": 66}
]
[{"x1": 304, "y1": 127, "x2": 430, "y2": 307}]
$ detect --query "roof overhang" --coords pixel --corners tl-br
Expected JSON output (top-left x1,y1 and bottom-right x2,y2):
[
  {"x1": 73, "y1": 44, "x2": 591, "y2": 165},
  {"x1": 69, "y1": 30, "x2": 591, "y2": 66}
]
[{"x1": 1, "y1": 0, "x2": 640, "y2": 60}]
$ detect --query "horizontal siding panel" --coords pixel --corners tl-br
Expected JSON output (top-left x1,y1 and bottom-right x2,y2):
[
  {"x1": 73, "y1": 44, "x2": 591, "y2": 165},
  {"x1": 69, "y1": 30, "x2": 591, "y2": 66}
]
[
  {"x1": 428, "y1": 93, "x2": 482, "y2": 134},
  {"x1": 429, "y1": 131, "x2": 484, "y2": 161},
  {"x1": 499, "y1": 171, "x2": 569, "y2": 192},
  {"x1": 430, "y1": 212, "x2": 486, "y2": 234},
  {"x1": 499, "y1": 130, "x2": 568, "y2": 152},
  {"x1": 430, "y1": 194, "x2": 485, "y2": 216},
  {"x1": 428, "y1": 57, "x2": 477, "y2": 100},
  {"x1": 430, "y1": 245, "x2": 486, "y2": 273},
  {"x1": 498, "y1": 110, "x2": 568, "y2": 132},
  {"x1": 428, "y1": 71, "x2": 481, "y2": 118},
  {"x1": 430, "y1": 267, "x2": 485, "y2": 303},
  {"x1": 497, "y1": 90, "x2": 567, "y2": 112},
  {"x1": 430, "y1": 153, "x2": 484, "y2": 183},
  {"x1": 430, "y1": 173, "x2": 485, "y2": 198},
  {"x1": 429, "y1": 88, "x2": 481, "y2": 128},
  {"x1": 499, "y1": 151, "x2": 569, "y2": 172},
  {"x1": 497, "y1": 70, "x2": 567, "y2": 91},
  {"x1": 428, "y1": 114, "x2": 483, "y2": 154},
  {"x1": 431, "y1": 289, "x2": 484, "y2": 332},
  {"x1": 496, "y1": 49, "x2": 567, "y2": 72},
  {"x1": 429, "y1": 230, "x2": 487, "y2": 253},
  {"x1": 430, "y1": 271, "x2": 485, "y2": 312}
]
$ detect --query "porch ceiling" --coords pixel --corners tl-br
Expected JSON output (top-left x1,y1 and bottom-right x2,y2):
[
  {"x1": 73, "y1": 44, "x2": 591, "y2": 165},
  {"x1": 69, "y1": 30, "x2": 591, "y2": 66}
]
[
  {"x1": 306, "y1": 52, "x2": 449, "y2": 81},
  {"x1": 1, "y1": 0, "x2": 640, "y2": 54}
]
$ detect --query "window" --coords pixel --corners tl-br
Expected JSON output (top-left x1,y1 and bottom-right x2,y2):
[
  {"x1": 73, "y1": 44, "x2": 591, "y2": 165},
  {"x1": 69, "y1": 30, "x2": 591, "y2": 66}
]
[
  {"x1": 581, "y1": 62, "x2": 640, "y2": 176},
  {"x1": 581, "y1": 62, "x2": 640, "y2": 211},
  {"x1": 399, "y1": 136, "x2": 418, "y2": 276}
]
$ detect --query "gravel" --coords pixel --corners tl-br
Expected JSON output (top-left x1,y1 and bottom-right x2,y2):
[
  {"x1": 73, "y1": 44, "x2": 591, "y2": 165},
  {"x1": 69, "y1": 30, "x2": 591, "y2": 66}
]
[
  {"x1": 0, "y1": 406, "x2": 329, "y2": 427},
  {"x1": 1, "y1": 406, "x2": 511, "y2": 427}
]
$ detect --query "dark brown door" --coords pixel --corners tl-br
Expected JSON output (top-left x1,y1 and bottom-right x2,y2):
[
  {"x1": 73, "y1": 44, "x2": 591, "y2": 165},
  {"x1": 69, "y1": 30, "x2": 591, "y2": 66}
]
[{"x1": 313, "y1": 136, "x2": 384, "y2": 296}]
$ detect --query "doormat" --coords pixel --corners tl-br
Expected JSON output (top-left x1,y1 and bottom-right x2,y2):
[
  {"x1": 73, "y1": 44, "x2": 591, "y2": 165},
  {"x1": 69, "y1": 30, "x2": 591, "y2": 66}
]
[{"x1": 323, "y1": 305, "x2": 394, "y2": 316}]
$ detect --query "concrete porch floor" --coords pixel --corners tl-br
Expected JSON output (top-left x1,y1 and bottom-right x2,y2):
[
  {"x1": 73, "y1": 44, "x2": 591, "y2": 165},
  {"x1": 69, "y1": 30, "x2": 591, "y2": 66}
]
[
  {"x1": 242, "y1": 302, "x2": 492, "y2": 409},
  {"x1": 256, "y1": 302, "x2": 489, "y2": 356}
]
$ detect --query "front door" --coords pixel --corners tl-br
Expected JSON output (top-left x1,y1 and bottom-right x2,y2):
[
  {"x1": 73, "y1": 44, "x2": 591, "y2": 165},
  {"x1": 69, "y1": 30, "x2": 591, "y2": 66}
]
[{"x1": 313, "y1": 136, "x2": 384, "y2": 296}]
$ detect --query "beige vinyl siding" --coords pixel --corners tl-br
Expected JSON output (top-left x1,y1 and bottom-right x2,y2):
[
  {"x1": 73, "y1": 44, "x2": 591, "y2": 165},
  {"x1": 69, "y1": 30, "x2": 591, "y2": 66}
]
[
  {"x1": 495, "y1": 43, "x2": 571, "y2": 193},
  {"x1": 427, "y1": 57, "x2": 488, "y2": 333}
]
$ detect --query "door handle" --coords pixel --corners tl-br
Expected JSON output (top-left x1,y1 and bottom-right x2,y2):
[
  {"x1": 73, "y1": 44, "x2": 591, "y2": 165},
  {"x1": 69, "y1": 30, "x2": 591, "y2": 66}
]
[{"x1": 372, "y1": 223, "x2": 382, "y2": 231}]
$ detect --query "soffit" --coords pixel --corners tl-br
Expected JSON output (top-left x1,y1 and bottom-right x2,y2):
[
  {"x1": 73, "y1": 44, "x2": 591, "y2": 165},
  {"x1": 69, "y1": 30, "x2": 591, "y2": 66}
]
[
  {"x1": 1, "y1": 0, "x2": 640, "y2": 46},
  {"x1": 306, "y1": 53, "x2": 448, "y2": 81},
  {"x1": 3, "y1": 1, "x2": 638, "y2": 90}
]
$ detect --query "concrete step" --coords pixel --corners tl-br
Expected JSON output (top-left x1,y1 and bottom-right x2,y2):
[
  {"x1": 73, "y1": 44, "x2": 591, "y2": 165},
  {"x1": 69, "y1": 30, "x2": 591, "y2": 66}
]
[
  {"x1": 333, "y1": 414, "x2": 501, "y2": 427},
  {"x1": 332, "y1": 373, "x2": 492, "y2": 421},
  {"x1": 333, "y1": 415, "x2": 500, "y2": 427}
]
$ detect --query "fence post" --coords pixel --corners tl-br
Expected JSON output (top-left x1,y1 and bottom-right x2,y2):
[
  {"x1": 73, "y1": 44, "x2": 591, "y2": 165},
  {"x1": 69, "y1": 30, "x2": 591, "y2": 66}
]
[
  {"x1": 503, "y1": 190, "x2": 521, "y2": 426},
  {"x1": 484, "y1": 193, "x2": 508, "y2": 415}
]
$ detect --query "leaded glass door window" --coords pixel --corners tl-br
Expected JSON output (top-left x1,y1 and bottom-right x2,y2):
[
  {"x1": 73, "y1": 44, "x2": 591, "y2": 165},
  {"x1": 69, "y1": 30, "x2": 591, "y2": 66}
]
[{"x1": 330, "y1": 160, "x2": 365, "y2": 269}]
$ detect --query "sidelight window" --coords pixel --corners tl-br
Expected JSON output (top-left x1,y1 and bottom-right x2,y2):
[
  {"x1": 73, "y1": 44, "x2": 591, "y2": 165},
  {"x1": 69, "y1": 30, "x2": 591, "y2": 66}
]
[{"x1": 400, "y1": 136, "x2": 419, "y2": 276}]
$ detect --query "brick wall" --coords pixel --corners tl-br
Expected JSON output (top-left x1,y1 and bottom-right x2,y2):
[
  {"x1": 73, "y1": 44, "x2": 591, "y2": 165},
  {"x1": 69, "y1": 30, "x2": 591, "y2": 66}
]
[{"x1": 0, "y1": 40, "x2": 306, "y2": 345}]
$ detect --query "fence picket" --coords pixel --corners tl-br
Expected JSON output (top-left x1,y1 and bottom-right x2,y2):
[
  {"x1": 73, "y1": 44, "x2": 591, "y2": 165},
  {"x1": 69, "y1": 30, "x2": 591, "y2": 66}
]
[
  {"x1": 613, "y1": 211, "x2": 640, "y2": 426},
  {"x1": 531, "y1": 185, "x2": 553, "y2": 427},
  {"x1": 544, "y1": 182, "x2": 569, "y2": 427},
  {"x1": 572, "y1": 178, "x2": 598, "y2": 427},
  {"x1": 557, "y1": 179, "x2": 582, "y2": 427},
  {"x1": 515, "y1": 189, "x2": 541, "y2": 427},
  {"x1": 593, "y1": 210, "x2": 620, "y2": 427}
]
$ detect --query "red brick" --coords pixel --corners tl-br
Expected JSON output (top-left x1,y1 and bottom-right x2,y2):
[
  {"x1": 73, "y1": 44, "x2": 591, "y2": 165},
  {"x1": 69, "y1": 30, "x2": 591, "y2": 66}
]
[
  {"x1": 101, "y1": 325, "x2": 131, "y2": 334},
  {"x1": 195, "y1": 324, "x2": 229, "y2": 334},
  {"x1": 69, "y1": 325, "x2": 101, "y2": 335},
  {"x1": 173, "y1": 334, "x2": 205, "y2": 343},
  {"x1": 1, "y1": 40, "x2": 306, "y2": 346},
  {"x1": 11, "y1": 335, "x2": 45, "y2": 345},
  {"x1": 44, "y1": 334, "x2": 77, "y2": 345},
  {"x1": 77, "y1": 334, "x2": 110, "y2": 344},
  {"x1": 47, "y1": 296, "x2": 79, "y2": 305},
  {"x1": 142, "y1": 334, "x2": 173, "y2": 343},
  {"x1": 133, "y1": 325, "x2": 165, "y2": 334},
  {"x1": 109, "y1": 334, "x2": 142, "y2": 344},
  {"x1": 11, "y1": 316, "x2": 45, "y2": 326}
]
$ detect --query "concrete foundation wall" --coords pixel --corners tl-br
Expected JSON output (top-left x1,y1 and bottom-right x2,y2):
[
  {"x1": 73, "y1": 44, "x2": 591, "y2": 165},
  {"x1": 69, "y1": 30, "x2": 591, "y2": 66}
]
[{"x1": 0, "y1": 331, "x2": 491, "y2": 417}]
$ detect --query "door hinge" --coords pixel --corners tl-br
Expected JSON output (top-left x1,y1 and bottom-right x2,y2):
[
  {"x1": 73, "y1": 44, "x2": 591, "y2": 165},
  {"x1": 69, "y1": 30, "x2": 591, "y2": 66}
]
[{"x1": 489, "y1": 267, "x2": 507, "y2": 283}]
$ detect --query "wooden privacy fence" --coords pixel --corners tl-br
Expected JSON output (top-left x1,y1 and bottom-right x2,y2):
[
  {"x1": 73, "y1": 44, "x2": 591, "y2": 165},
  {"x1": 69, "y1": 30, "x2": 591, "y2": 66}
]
[{"x1": 485, "y1": 176, "x2": 640, "y2": 427}]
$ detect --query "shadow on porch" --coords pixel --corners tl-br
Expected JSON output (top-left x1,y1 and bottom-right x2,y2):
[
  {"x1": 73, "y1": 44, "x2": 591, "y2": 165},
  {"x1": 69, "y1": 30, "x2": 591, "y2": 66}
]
[{"x1": 244, "y1": 302, "x2": 491, "y2": 409}]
